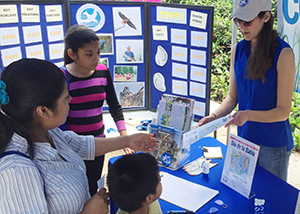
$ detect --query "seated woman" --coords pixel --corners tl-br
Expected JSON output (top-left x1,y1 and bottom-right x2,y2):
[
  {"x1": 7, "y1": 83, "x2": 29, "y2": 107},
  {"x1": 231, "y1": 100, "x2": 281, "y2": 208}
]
[{"x1": 0, "y1": 58, "x2": 158, "y2": 214}]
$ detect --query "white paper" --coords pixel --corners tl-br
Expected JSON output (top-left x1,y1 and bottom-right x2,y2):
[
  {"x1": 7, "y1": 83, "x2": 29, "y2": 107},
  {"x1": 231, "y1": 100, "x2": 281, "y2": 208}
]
[
  {"x1": 172, "y1": 62, "x2": 188, "y2": 79},
  {"x1": 169, "y1": 102, "x2": 187, "y2": 131},
  {"x1": 191, "y1": 31, "x2": 207, "y2": 47},
  {"x1": 97, "y1": 174, "x2": 105, "y2": 190},
  {"x1": 157, "y1": 7, "x2": 186, "y2": 24},
  {"x1": 172, "y1": 79, "x2": 187, "y2": 96},
  {"x1": 182, "y1": 114, "x2": 233, "y2": 148},
  {"x1": 203, "y1": 147, "x2": 223, "y2": 159},
  {"x1": 171, "y1": 28, "x2": 187, "y2": 45},
  {"x1": 45, "y1": 5, "x2": 62, "y2": 22},
  {"x1": 190, "y1": 11, "x2": 207, "y2": 29},
  {"x1": 23, "y1": 25, "x2": 42, "y2": 44},
  {"x1": 47, "y1": 25, "x2": 64, "y2": 42},
  {"x1": 0, "y1": 5, "x2": 18, "y2": 23},
  {"x1": 21, "y1": 4, "x2": 40, "y2": 23},
  {"x1": 193, "y1": 101, "x2": 206, "y2": 117},
  {"x1": 0, "y1": 27, "x2": 20, "y2": 46},
  {"x1": 1, "y1": 46, "x2": 22, "y2": 67},
  {"x1": 221, "y1": 134, "x2": 260, "y2": 198},
  {"x1": 54, "y1": 61, "x2": 64, "y2": 68},
  {"x1": 160, "y1": 172, "x2": 219, "y2": 212},
  {"x1": 190, "y1": 49, "x2": 206, "y2": 66},
  {"x1": 25, "y1": 44, "x2": 45, "y2": 60},
  {"x1": 152, "y1": 25, "x2": 168, "y2": 41},
  {"x1": 189, "y1": 81, "x2": 206, "y2": 98},
  {"x1": 190, "y1": 65, "x2": 206, "y2": 83},
  {"x1": 172, "y1": 46, "x2": 187, "y2": 63},
  {"x1": 49, "y1": 43, "x2": 64, "y2": 60}
]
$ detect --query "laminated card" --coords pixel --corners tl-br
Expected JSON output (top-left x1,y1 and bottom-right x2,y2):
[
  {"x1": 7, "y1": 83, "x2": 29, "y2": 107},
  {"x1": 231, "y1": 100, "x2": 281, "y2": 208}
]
[{"x1": 221, "y1": 134, "x2": 260, "y2": 198}]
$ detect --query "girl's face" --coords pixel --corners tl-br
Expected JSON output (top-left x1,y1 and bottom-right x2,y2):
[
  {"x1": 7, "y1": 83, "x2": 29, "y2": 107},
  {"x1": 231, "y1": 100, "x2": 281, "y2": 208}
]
[{"x1": 74, "y1": 40, "x2": 101, "y2": 72}]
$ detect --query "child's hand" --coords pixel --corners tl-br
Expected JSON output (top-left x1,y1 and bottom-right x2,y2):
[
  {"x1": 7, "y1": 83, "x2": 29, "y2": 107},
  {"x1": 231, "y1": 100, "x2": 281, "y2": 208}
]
[
  {"x1": 124, "y1": 147, "x2": 135, "y2": 154},
  {"x1": 80, "y1": 188, "x2": 110, "y2": 214}
]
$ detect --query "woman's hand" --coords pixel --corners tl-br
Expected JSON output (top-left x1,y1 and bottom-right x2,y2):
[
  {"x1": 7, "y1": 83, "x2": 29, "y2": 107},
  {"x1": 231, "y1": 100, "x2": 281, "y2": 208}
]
[
  {"x1": 80, "y1": 188, "x2": 110, "y2": 214},
  {"x1": 119, "y1": 130, "x2": 136, "y2": 154},
  {"x1": 225, "y1": 111, "x2": 249, "y2": 127},
  {"x1": 197, "y1": 114, "x2": 216, "y2": 127},
  {"x1": 128, "y1": 133, "x2": 158, "y2": 152}
]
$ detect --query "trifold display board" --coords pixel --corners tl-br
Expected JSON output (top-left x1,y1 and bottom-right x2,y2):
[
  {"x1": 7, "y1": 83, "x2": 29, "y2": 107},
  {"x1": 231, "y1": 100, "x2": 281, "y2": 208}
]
[
  {"x1": 0, "y1": 1, "x2": 213, "y2": 121},
  {"x1": 0, "y1": 1, "x2": 68, "y2": 69}
]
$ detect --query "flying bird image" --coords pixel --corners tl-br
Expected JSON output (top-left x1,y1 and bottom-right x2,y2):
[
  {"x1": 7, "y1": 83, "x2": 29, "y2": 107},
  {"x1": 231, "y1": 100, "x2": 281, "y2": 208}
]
[
  {"x1": 82, "y1": 10, "x2": 98, "y2": 23},
  {"x1": 115, "y1": 12, "x2": 137, "y2": 32}
]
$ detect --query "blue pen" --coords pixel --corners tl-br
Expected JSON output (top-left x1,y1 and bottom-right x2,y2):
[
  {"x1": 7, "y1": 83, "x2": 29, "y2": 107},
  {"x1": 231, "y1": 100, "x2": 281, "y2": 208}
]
[{"x1": 167, "y1": 210, "x2": 193, "y2": 214}]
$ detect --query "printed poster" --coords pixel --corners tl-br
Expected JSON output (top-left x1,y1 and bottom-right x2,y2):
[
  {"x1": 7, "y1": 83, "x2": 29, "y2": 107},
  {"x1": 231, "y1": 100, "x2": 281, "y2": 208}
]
[{"x1": 221, "y1": 134, "x2": 260, "y2": 198}]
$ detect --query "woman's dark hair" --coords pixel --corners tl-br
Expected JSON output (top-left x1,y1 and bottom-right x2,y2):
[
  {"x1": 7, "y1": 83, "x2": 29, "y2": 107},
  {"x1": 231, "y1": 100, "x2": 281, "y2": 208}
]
[
  {"x1": 64, "y1": 24, "x2": 99, "y2": 65},
  {"x1": 0, "y1": 58, "x2": 66, "y2": 159},
  {"x1": 247, "y1": 11, "x2": 279, "y2": 83}
]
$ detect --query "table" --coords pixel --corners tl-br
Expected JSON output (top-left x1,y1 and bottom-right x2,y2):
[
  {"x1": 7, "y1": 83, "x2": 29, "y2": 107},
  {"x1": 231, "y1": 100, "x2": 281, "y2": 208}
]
[{"x1": 109, "y1": 137, "x2": 299, "y2": 214}]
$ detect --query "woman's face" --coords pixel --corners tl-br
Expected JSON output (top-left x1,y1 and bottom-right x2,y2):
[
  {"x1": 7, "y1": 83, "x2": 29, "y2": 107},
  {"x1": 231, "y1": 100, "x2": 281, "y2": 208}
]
[
  {"x1": 53, "y1": 84, "x2": 71, "y2": 127},
  {"x1": 237, "y1": 12, "x2": 270, "y2": 44}
]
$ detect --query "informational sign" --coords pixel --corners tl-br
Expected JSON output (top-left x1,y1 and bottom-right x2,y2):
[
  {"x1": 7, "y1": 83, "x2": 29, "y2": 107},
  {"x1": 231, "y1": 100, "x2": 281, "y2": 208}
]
[
  {"x1": 21, "y1": 4, "x2": 40, "y2": 22},
  {"x1": 0, "y1": 5, "x2": 18, "y2": 23},
  {"x1": 0, "y1": 26, "x2": 20, "y2": 46},
  {"x1": 221, "y1": 134, "x2": 260, "y2": 198},
  {"x1": 278, "y1": 0, "x2": 300, "y2": 92}
]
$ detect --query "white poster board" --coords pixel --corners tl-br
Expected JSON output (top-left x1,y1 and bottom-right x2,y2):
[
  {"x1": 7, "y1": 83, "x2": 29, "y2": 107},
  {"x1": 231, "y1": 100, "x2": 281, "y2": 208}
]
[{"x1": 221, "y1": 134, "x2": 260, "y2": 198}]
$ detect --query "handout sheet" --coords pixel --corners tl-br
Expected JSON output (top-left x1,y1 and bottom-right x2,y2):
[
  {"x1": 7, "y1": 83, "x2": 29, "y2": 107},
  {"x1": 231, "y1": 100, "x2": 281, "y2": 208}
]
[{"x1": 160, "y1": 172, "x2": 219, "y2": 212}]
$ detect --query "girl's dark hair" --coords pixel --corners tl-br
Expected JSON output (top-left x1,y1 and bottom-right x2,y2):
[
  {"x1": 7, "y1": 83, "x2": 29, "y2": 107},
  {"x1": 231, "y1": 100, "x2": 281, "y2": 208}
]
[
  {"x1": 64, "y1": 25, "x2": 99, "y2": 65},
  {"x1": 247, "y1": 11, "x2": 279, "y2": 83},
  {"x1": 0, "y1": 58, "x2": 66, "y2": 159}
]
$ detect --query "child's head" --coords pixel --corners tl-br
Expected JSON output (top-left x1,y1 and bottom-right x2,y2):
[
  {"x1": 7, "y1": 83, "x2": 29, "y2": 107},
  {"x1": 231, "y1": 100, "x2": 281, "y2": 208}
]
[
  {"x1": 64, "y1": 24, "x2": 99, "y2": 65},
  {"x1": 107, "y1": 153, "x2": 162, "y2": 212}
]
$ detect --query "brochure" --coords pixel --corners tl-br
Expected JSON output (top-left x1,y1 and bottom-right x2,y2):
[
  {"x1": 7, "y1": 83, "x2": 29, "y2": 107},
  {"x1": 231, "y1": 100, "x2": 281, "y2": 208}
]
[
  {"x1": 182, "y1": 114, "x2": 233, "y2": 148},
  {"x1": 221, "y1": 134, "x2": 260, "y2": 198},
  {"x1": 156, "y1": 94, "x2": 195, "y2": 132}
]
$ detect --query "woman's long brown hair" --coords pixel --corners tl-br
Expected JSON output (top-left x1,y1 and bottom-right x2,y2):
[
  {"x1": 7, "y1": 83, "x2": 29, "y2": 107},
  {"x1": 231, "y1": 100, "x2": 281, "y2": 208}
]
[{"x1": 246, "y1": 12, "x2": 279, "y2": 83}]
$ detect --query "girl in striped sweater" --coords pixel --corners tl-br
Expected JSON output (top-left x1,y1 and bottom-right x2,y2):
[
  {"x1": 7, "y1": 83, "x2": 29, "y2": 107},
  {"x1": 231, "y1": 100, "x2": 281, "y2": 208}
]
[{"x1": 62, "y1": 25, "x2": 134, "y2": 196}]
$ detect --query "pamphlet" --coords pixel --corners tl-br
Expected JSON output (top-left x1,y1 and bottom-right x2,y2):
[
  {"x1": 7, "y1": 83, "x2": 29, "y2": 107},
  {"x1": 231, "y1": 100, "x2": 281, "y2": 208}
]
[
  {"x1": 157, "y1": 94, "x2": 195, "y2": 132},
  {"x1": 182, "y1": 114, "x2": 233, "y2": 148},
  {"x1": 221, "y1": 134, "x2": 260, "y2": 198}
]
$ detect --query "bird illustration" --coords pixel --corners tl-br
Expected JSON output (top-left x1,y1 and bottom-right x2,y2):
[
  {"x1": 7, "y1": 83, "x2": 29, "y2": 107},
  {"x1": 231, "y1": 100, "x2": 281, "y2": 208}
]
[
  {"x1": 82, "y1": 10, "x2": 98, "y2": 23},
  {"x1": 115, "y1": 12, "x2": 137, "y2": 32}
]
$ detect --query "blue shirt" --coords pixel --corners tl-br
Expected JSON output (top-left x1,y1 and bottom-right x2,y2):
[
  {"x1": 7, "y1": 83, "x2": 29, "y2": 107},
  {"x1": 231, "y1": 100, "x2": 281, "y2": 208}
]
[
  {"x1": 0, "y1": 128, "x2": 95, "y2": 214},
  {"x1": 124, "y1": 51, "x2": 134, "y2": 61},
  {"x1": 234, "y1": 36, "x2": 294, "y2": 151}
]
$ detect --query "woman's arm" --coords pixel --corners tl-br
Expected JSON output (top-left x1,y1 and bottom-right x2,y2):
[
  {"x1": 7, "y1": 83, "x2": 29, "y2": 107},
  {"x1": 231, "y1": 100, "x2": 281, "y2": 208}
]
[
  {"x1": 226, "y1": 47, "x2": 295, "y2": 127},
  {"x1": 94, "y1": 133, "x2": 158, "y2": 157}
]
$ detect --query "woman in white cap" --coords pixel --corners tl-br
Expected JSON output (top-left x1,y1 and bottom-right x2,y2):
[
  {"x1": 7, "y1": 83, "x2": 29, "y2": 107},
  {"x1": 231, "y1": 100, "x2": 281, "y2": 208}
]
[{"x1": 198, "y1": 0, "x2": 295, "y2": 181}]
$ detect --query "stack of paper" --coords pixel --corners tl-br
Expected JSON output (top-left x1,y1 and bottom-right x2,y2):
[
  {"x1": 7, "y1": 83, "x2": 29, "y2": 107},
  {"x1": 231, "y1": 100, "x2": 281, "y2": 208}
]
[
  {"x1": 203, "y1": 147, "x2": 223, "y2": 159},
  {"x1": 156, "y1": 94, "x2": 195, "y2": 132}
]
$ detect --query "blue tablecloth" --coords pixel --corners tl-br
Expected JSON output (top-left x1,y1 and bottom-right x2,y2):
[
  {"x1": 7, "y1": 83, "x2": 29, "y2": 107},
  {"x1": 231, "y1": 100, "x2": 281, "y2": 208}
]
[{"x1": 109, "y1": 137, "x2": 299, "y2": 214}]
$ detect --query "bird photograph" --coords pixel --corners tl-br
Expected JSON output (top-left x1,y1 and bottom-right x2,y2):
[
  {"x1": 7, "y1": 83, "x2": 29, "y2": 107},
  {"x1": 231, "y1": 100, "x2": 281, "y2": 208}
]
[{"x1": 115, "y1": 12, "x2": 137, "y2": 32}]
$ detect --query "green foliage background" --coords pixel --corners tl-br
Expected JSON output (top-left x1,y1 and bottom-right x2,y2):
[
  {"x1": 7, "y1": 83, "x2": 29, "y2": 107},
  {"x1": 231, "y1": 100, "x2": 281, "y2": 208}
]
[{"x1": 162, "y1": 0, "x2": 300, "y2": 151}]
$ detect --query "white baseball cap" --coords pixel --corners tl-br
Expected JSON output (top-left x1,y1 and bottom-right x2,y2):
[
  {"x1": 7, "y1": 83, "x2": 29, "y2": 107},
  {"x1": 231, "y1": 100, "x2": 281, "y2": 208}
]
[{"x1": 231, "y1": 0, "x2": 272, "y2": 21}]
